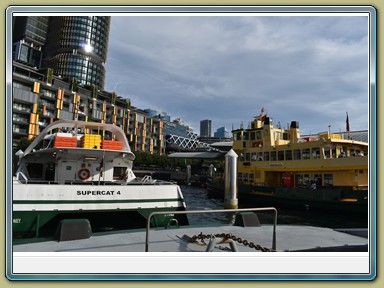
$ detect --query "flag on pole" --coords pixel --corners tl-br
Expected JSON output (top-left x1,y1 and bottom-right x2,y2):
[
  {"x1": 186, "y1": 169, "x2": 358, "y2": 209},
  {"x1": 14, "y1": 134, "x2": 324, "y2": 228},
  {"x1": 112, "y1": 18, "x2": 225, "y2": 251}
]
[{"x1": 346, "y1": 112, "x2": 350, "y2": 132}]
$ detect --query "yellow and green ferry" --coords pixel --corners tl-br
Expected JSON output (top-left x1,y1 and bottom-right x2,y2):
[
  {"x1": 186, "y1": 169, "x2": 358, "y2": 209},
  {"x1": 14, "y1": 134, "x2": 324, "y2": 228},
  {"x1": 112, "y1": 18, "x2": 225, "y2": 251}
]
[{"x1": 207, "y1": 110, "x2": 368, "y2": 214}]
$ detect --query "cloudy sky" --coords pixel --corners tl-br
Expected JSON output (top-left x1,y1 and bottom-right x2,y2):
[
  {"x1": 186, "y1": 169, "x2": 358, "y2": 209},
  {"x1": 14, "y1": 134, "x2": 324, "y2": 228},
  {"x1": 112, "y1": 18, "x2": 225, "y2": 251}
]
[{"x1": 104, "y1": 14, "x2": 369, "y2": 135}]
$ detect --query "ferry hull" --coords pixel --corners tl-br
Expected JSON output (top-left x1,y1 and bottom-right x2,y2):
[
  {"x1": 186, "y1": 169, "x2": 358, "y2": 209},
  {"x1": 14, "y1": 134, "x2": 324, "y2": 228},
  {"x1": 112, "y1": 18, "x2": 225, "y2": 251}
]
[
  {"x1": 13, "y1": 182, "x2": 189, "y2": 239},
  {"x1": 207, "y1": 178, "x2": 368, "y2": 214}
]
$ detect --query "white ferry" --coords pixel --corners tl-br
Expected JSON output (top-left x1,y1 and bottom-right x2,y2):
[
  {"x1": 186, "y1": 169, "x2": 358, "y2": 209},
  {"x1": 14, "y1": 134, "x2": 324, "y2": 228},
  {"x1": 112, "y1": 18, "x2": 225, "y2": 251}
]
[{"x1": 13, "y1": 120, "x2": 188, "y2": 239}]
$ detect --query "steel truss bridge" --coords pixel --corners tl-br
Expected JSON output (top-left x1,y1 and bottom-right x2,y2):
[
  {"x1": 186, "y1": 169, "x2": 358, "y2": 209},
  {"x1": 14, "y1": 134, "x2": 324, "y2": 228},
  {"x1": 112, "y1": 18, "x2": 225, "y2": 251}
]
[{"x1": 165, "y1": 132, "x2": 221, "y2": 152}]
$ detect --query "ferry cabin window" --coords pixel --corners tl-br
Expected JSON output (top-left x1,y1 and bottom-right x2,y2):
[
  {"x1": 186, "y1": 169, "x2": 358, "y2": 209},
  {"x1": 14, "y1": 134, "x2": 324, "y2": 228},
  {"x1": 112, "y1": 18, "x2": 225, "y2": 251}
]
[
  {"x1": 295, "y1": 174, "x2": 304, "y2": 186},
  {"x1": 324, "y1": 146, "x2": 331, "y2": 158},
  {"x1": 270, "y1": 151, "x2": 277, "y2": 161},
  {"x1": 256, "y1": 131, "x2": 262, "y2": 140},
  {"x1": 249, "y1": 173, "x2": 254, "y2": 183},
  {"x1": 243, "y1": 132, "x2": 249, "y2": 141},
  {"x1": 302, "y1": 148, "x2": 310, "y2": 160},
  {"x1": 257, "y1": 152, "x2": 263, "y2": 161},
  {"x1": 324, "y1": 174, "x2": 333, "y2": 186},
  {"x1": 26, "y1": 163, "x2": 44, "y2": 179},
  {"x1": 113, "y1": 167, "x2": 128, "y2": 180},
  {"x1": 251, "y1": 152, "x2": 257, "y2": 161},
  {"x1": 293, "y1": 149, "x2": 301, "y2": 160},
  {"x1": 45, "y1": 163, "x2": 55, "y2": 181},
  {"x1": 237, "y1": 173, "x2": 243, "y2": 182},
  {"x1": 332, "y1": 147, "x2": 337, "y2": 158},
  {"x1": 243, "y1": 173, "x2": 249, "y2": 182},
  {"x1": 234, "y1": 131, "x2": 242, "y2": 141},
  {"x1": 278, "y1": 151, "x2": 284, "y2": 161},
  {"x1": 250, "y1": 131, "x2": 256, "y2": 140},
  {"x1": 285, "y1": 150, "x2": 292, "y2": 160},
  {"x1": 304, "y1": 174, "x2": 310, "y2": 187},
  {"x1": 263, "y1": 152, "x2": 270, "y2": 161},
  {"x1": 312, "y1": 147, "x2": 320, "y2": 159},
  {"x1": 245, "y1": 153, "x2": 250, "y2": 161}
]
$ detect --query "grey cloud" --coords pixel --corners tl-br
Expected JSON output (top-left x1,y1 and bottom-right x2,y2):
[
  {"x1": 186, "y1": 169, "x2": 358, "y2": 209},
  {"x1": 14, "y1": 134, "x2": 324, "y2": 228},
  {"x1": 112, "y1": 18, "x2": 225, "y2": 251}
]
[{"x1": 105, "y1": 15, "x2": 369, "y2": 134}]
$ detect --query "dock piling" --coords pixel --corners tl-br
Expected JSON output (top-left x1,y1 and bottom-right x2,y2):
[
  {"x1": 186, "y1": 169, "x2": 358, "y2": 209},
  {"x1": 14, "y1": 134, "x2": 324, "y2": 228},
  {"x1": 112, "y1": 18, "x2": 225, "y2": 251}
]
[{"x1": 224, "y1": 149, "x2": 238, "y2": 209}]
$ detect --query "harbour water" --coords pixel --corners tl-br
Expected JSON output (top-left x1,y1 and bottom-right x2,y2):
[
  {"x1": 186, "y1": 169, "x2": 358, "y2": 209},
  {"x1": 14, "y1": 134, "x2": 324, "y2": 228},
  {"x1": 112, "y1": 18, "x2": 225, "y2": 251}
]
[{"x1": 181, "y1": 185, "x2": 369, "y2": 229}]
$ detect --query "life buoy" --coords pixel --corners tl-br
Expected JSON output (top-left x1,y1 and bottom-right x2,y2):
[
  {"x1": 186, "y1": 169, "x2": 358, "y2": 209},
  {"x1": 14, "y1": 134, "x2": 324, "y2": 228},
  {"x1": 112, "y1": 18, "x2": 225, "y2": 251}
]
[{"x1": 78, "y1": 168, "x2": 91, "y2": 181}]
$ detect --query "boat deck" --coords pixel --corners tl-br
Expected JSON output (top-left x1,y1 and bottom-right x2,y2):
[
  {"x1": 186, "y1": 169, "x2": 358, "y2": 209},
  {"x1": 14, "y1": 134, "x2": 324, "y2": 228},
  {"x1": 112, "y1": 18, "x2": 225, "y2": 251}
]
[{"x1": 13, "y1": 224, "x2": 368, "y2": 253}]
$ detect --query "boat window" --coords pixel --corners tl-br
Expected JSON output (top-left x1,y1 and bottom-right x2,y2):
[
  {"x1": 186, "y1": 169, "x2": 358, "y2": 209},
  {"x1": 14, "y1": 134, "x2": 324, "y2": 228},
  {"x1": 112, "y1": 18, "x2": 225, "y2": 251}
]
[
  {"x1": 263, "y1": 151, "x2": 269, "y2": 161},
  {"x1": 278, "y1": 151, "x2": 284, "y2": 161},
  {"x1": 295, "y1": 174, "x2": 304, "y2": 186},
  {"x1": 251, "y1": 152, "x2": 257, "y2": 161},
  {"x1": 332, "y1": 147, "x2": 337, "y2": 158},
  {"x1": 245, "y1": 153, "x2": 250, "y2": 161},
  {"x1": 324, "y1": 146, "x2": 331, "y2": 158},
  {"x1": 243, "y1": 132, "x2": 249, "y2": 141},
  {"x1": 26, "y1": 163, "x2": 44, "y2": 179},
  {"x1": 256, "y1": 131, "x2": 262, "y2": 140},
  {"x1": 240, "y1": 153, "x2": 244, "y2": 161},
  {"x1": 250, "y1": 131, "x2": 256, "y2": 140},
  {"x1": 243, "y1": 141, "x2": 246, "y2": 148},
  {"x1": 311, "y1": 147, "x2": 320, "y2": 159},
  {"x1": 302, "y1": 148, "x2": 310, "y2": 160},
  {"x1": 324, "y1": 174, "x2": 333, "y2": 186},
  {"x1": 44, "y1": 163, "x2": 55, "y2": 181},
  {"x1": 285, "y1": 150, "x2": 292, "y2": 160},
  {"x1": 257, "y1": 152, "x2": 263, "y2": 161},
  {"x1": 270, "y1": 151, "x2": 277, "y2": 161},
  {"x1": 304, "y1": 174, "x2": 311, "y2": 187},
  {"x1": 249, "y1": 173, "x2": 254, "y2": 182},
  {"x1": 243, "y1": 173, "x2": 249, "y2": 182},
  {"x1": 237, "y1": 173, "x2": 243, "y2": 182},
  {"x1": 113, "y1": 166, "x2": 128, "y2": 180},
  {"x1": 314, "y1": 174, "x2": 322, "y2": 186},
  {"x1": 293, "y1": 149, "x2": 301, "y2": 160}
]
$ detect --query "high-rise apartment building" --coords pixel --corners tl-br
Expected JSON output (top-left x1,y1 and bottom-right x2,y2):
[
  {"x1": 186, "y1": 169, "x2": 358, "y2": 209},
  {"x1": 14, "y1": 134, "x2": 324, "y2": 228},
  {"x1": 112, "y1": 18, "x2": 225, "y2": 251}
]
[
  {"x1": 12, "y1": 16, "x2": 50, "y2": 68},
  {"x1": 12, "y1": 62, "x2": 165, "y2": 154},
  {"x1": 42, "y1": 16, "x2": 111, "y2": 89},
  {"x1": 200, "y1": 119, "x2": 211, "y2": 137}
]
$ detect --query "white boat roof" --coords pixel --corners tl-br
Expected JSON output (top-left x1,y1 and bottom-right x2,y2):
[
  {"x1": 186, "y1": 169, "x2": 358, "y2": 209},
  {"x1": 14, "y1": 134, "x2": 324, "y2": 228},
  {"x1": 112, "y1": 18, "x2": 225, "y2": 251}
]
[{"x1": 23, "y1": 120, "x2": 132, "y2": 157}]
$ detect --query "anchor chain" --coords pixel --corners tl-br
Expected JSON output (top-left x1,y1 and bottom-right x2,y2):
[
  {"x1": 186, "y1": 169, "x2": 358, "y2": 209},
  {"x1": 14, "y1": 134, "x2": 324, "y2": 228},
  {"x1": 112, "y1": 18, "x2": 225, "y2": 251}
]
[{"x1": 190, "y1": 232, "x2": 275, "y2": 252}]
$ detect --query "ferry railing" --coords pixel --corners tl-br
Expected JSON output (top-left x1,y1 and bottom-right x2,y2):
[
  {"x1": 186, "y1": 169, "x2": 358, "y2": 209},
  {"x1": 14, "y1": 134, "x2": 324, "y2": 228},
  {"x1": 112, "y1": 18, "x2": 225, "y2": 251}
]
[
  {"x1": 145, "y1": 207, "x2": 277, "y2": 252},
  {"x1": 15, "y1": 172, "x2": 28, "y2": 183}
]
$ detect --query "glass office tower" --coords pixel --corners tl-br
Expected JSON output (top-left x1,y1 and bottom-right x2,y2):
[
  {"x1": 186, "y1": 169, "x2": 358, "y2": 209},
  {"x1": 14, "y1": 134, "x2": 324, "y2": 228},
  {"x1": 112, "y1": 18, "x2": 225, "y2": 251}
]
[{"x1": 43, "y1": 16, "x2": 111, "y2": 89}]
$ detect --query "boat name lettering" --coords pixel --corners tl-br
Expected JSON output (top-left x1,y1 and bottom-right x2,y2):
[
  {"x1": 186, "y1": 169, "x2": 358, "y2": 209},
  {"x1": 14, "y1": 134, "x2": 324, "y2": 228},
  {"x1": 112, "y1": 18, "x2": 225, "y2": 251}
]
[{"x1": 77, "y1": 190, "x2": 121, "y2": 196}]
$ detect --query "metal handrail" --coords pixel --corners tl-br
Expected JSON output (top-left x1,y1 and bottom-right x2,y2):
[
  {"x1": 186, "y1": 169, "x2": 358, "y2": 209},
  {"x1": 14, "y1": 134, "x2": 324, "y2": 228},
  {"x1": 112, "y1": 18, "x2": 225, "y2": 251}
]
[{"x1": 145, "y1": 207, "x2": 277, "y2": 252}]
